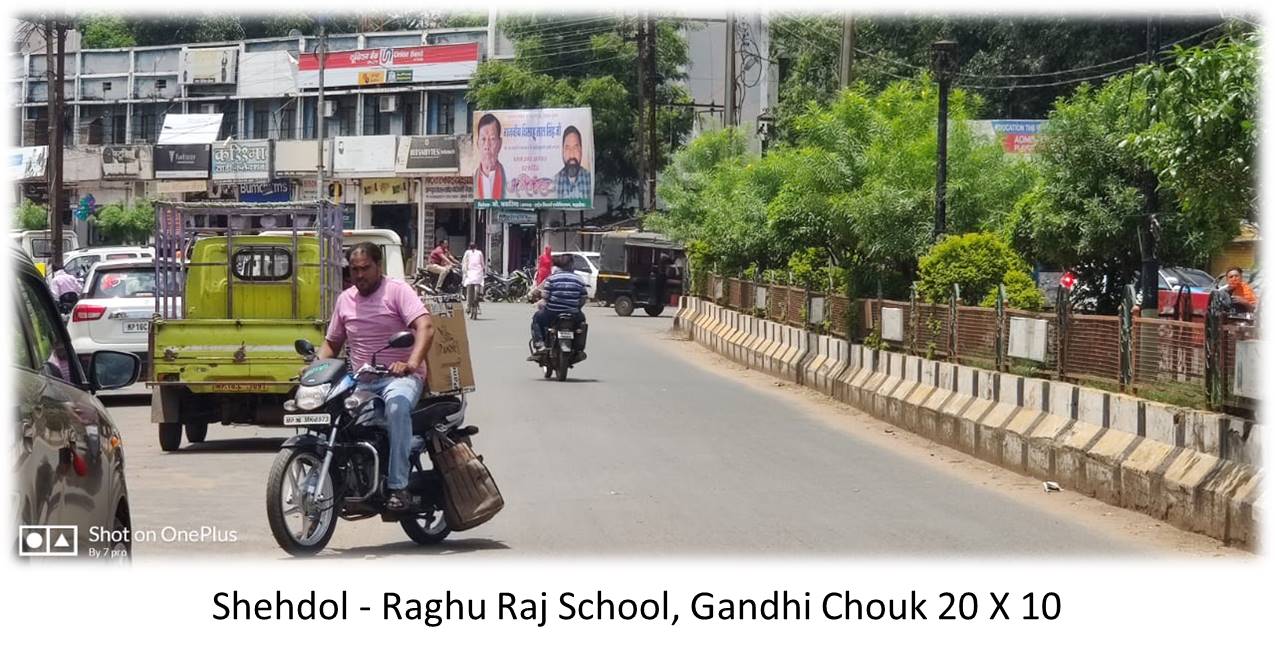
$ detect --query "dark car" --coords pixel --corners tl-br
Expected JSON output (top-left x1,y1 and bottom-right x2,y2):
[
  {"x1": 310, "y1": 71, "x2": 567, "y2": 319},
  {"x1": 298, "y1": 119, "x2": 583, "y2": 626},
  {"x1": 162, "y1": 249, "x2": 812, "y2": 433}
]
[{"x1": 12, "y1": 247, "x2": 141, "y2": 560}]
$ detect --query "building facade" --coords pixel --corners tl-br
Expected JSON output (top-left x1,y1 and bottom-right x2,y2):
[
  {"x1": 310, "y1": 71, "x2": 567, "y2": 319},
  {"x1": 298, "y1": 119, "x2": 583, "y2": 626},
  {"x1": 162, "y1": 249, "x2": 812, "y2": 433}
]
[{"x1": 9, "y1": 26, "x2": 494, "y2": 271}]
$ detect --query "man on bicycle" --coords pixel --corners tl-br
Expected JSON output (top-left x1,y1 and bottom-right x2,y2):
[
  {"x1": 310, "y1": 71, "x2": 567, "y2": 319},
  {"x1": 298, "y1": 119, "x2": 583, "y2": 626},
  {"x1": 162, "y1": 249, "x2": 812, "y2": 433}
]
[{"x1": 461, "y1": 242, "x2": 486, "y2": 315}]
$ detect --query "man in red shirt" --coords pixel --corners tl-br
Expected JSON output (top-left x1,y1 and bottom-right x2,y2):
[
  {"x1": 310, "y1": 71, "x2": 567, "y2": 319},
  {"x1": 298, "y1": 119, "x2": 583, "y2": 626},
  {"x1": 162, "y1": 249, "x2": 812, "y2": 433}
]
[{"x1": 425, "y1": 239, "x2": 459, "y2": 289}]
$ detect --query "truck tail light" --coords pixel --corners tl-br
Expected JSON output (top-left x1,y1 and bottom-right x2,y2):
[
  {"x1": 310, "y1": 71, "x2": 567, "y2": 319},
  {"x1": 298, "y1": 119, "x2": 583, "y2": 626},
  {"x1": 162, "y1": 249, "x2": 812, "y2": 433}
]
[{"x1": 72, "y1": 304, "x2": 107, "y2": 322}]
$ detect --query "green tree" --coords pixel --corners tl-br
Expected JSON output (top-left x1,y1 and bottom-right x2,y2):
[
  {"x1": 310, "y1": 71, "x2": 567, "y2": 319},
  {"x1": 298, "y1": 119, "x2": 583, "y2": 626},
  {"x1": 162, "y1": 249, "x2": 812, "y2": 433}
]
[
  {"x1": 95, "y1": 199, "x2": 154, "y2": 245},
  {"x1": 78, "y1": 15, "x2": 137, "y2": 48},
  {"x1": 15, "y1": 199, "x2": 48, "y2": 231},
  {"x1": 1130, "y1": 33, "x2": 1257, "y2": 228}
]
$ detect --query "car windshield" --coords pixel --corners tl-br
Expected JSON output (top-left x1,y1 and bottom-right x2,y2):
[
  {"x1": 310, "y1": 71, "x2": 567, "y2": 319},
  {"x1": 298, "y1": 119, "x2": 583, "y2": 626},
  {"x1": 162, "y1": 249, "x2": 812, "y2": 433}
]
[
  {"x1": 1161, "y1": 268, "x2": 1214, "y2": 289},
  {"x1": 88, "y1": 268, "x2": 156, "y2": 298}
]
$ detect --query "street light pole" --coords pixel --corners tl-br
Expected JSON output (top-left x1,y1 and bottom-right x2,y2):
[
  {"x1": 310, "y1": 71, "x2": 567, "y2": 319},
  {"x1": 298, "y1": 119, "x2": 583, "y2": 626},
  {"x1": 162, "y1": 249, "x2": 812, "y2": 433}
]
[
  {"x1": 930, "y1": 39, "x2": 958, "y2": 239},
  {"x1": 315, "y1": 23, "x2": 327, "y2": 206}
]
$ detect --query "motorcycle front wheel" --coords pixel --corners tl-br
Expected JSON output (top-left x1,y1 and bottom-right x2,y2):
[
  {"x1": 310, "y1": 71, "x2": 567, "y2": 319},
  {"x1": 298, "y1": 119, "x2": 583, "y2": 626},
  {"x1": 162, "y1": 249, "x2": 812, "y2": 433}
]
[{"x1": 266, "y1": 448, "x2": 338, "y2": 556}]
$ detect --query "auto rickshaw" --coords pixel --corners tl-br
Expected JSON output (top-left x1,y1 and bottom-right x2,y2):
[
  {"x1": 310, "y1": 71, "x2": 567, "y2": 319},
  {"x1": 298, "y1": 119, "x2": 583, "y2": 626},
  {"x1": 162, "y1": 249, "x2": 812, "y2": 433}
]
[{"x1": 594, "y1": 231, "x2": 685, "y2": 316}]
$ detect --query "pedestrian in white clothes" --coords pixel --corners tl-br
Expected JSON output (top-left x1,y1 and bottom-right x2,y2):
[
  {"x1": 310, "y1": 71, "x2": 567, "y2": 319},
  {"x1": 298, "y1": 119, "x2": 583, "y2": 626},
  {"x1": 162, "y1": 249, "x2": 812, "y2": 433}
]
[{"x1": 461, "y1": 243, "x2": 486, "y2": 313}]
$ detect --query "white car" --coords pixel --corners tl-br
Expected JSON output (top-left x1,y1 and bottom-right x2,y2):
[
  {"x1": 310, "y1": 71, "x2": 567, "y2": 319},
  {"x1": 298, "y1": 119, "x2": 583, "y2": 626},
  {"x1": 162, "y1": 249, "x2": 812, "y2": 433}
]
[
  {"x1": 555, "y1": 251, "x2": 601, "y2": 299},
  {"x1": 59, "y1": 245, "x2": 154, "y2": 284},
  {"x1": 67, "y1": 258, "x2": 171, "y2": 374}
]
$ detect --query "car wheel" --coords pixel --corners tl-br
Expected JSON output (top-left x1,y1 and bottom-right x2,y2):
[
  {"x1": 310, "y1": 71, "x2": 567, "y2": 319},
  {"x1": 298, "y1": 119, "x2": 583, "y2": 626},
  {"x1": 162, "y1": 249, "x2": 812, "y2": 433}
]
[
  {"x1": 614, "y1": 295, "x2": 634, "y2": 316},
  {"x1": 184, "y1": 422, "x2": 208, "y2": 443},
  {"x1": 158, "y1": 423, "x2": 182, "y2": 451},
  {"x1": 644, "y1": 305, "x2": 665, "y2": 317}
]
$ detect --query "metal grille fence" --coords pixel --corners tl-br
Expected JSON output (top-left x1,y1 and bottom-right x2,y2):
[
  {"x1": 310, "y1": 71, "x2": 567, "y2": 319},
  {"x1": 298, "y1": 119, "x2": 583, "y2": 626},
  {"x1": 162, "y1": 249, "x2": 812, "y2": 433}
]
[
  {"x1": 690, "y1": 275, "x2": 1255, "y2": 412},
  {"x1": 1064, "y1": 315, "x2": 1122, "y2": 383}
]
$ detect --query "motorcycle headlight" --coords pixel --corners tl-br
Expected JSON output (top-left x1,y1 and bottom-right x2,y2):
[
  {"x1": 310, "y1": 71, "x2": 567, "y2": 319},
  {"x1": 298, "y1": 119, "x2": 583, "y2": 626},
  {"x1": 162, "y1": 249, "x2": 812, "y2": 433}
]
[{"x1": 294, "y1": 383, "x2": 331, "y2": 411}]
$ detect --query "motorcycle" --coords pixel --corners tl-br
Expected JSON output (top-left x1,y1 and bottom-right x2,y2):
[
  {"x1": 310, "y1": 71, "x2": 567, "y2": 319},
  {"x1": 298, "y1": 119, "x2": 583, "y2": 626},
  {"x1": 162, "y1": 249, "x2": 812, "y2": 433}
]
[
  {"x1": 529, "y1": 313, "x2": 588, "y2": 381},
  {"x1": 265, "y1": 331, "x2": 478, "y2": 555},
  {"x1": 56, "y1": 291, "x2": 79, "y2": 323},
  {"x1": 413, "y1": 265, "x2": 463, "y2": 296},
  {"x1": 482, "y1": 270, "x2": 532, "y2": 303}
]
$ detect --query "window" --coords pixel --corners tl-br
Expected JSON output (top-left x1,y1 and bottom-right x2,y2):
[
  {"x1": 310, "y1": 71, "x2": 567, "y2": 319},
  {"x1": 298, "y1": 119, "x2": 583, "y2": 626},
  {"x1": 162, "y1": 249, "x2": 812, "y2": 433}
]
[
  {"x1": 87, "y1": 268, "x2": 157, "y2": 299},
  {"x1": 253, "y1": 109, "x2": 269, "y2": 139},
  {"x1": 102, "y1": 81, "x2": 112, "y2": 92},
  {"x1": 403, "y1": 102, "x2": 416, "y2": 136},
  {"x1": 156, "y1": 79, "x2": 167, "y2": 90},
  {"x1": 232, "y1": 247, "x2": 292, "y2": 282},
  {"x1": 571, "y1": 254, "x2": 590, "y2": 272},
  {"x1": 12, "y1": 300, "x2": 34, "y2": 371},
  {"x1": 18, "y1": 273, "x2": 80, "y2": 385},
  {"x1": 138, "y1": 113, "x2": 156, "y2": 142},
  {"x1": 65, "y1": 254, "x2": 100, "y2": 278},
  {"x1": 279, "y1": 108, "x2": 295, "y2": 139},
  {"x1": 111, "y1": 113, "x2": 126, "y2": 144},
  {"x1": 30, "y1": 238, "x2": 76, "y2": 259}
]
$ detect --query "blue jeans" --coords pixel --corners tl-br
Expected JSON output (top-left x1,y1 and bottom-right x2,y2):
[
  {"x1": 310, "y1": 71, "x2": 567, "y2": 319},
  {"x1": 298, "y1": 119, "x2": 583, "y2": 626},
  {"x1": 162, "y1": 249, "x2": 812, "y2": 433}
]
[{"x1": 356, "y1": 374, "x2": 424, "y2": 491}]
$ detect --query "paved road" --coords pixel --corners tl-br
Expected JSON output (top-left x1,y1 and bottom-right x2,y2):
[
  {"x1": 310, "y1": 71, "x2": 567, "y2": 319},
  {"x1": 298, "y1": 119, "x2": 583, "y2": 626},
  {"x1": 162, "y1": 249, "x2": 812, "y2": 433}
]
[{"x1": 103, "y1": 301, "x2": 1233, "y2": 560}]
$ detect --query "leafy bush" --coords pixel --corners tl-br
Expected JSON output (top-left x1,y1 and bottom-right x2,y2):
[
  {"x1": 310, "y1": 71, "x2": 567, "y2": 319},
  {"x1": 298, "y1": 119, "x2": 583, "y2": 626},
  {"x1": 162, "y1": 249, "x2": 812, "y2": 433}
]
[
  {"x1": 917, "y1": 232, "x2": 1030, "y2": 305},
  {"x1": 95, "y1": 198, "x2": 154, "y2": 244},
  {"x1": 980, "y1": 269, "x2": 1047, "y2": 311},
  {"x1": 15, "y1": 199, "x2": 48, "y2": 230}
]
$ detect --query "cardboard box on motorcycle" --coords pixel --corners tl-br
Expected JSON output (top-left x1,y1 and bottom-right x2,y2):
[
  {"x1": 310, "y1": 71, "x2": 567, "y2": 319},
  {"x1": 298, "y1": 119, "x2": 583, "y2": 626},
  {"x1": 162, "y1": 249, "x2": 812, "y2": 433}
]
[{"x1": 423, "y1": 300, "x2": 476, "y2": 395}]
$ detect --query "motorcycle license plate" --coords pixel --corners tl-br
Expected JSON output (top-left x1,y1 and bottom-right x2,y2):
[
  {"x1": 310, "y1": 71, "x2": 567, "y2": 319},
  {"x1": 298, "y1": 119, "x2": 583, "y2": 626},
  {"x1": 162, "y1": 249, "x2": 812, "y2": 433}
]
[
  {"x1": 284, "y1": 413, "x2": 330, "y2": 426},
  {"x1": 557, "y1": 330, "x2": 574, "y2": 339}
]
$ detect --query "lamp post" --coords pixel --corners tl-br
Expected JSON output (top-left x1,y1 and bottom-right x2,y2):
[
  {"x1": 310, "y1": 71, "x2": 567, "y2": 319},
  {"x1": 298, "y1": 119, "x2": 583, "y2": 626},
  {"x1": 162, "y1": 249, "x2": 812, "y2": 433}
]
[{"x1": 930, "y1": 39, "x2": 959, "y2": 239}]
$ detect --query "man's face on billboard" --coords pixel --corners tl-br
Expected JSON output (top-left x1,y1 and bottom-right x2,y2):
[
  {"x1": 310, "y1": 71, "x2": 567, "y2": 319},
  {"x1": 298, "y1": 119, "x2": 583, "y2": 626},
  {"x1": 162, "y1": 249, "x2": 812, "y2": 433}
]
[
  {"x1": 562, "y1": 131, "x2": 582, "y2": 173},
  {"x1": 478, "y1": 121, "x2": 502, "y2": 173}
]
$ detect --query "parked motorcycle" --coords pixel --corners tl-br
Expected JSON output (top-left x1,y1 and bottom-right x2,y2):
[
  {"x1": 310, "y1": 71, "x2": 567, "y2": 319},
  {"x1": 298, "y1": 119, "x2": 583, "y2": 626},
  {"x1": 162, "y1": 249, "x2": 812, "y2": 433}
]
[
  {"x1": 529, "y1": 313, "x2": 588, "y2": 381},
  {"x1": 482, "y1": 269, "x2": 532, "y2": 302},
  {"x1": 265, "y1": 331, "x2": 478, "y2": 555}
]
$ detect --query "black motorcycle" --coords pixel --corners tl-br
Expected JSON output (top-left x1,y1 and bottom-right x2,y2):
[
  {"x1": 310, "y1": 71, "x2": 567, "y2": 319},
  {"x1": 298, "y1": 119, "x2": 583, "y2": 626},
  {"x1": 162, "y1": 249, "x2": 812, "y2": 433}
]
[
  {"x1": 414, "y1": 265, "x2": 463, "y2": 296},
  {"x1": 482, "y1": 270, "x2": 531, "y2": 302},
  {"x1": 529, "y1": 313, "x2": 588, "y2": 381},
  {"x1": 265, "y1": 331, "x2": 478, "y2": 555}
]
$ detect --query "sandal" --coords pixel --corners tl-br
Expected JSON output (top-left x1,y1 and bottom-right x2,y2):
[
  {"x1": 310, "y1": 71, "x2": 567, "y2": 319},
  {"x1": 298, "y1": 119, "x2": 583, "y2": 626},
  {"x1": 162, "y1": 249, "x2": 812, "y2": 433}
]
[{"x1": 385, "y1": 489, "x2": 410, "y2": 512}]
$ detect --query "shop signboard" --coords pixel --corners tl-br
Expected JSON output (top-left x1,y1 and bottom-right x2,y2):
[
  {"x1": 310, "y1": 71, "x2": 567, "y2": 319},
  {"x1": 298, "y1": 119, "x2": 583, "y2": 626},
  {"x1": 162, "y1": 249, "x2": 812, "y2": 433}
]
[
  {"x1": 154, "y1": 144, "x2": 211, "y2": 179},
  {"x1": 361, "y1": 178, "x2": 410, "y2": 204},
  {"x1": 333, "y1": 135, "x2": 398, "y2": 175},
  {"x1": 102, "y1": 145, "x2": 149, "y2": 179},
  {"x1": 421, "y1": 175, "x2": 471, "y2": 202},
  {"x1": 297, "y1": 43, "x2": 479, "y2": 88},
  {"x1": 238, "y1": 180, "x2": 292, "y2": 203},
  {"x1": 211, "y1": 140, "x2": 271, "y2": 181},
  {"x1": 398, "y1": 135, "x2": 460, "y2": 172}
]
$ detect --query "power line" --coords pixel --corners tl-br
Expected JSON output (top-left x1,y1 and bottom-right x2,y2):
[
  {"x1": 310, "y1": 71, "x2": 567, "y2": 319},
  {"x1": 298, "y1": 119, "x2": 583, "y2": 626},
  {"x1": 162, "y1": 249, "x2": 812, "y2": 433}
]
[
  {"x1": 960, "y1": 63, "x2": 1143, "y2": 90},
  {"x1": 957, "y1": 22, "x2": 1229, "y2": 81}
]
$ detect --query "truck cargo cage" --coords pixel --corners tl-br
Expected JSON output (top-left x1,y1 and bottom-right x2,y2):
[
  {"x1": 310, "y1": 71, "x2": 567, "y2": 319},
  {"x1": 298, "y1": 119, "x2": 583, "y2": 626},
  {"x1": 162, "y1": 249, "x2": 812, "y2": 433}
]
[{"x1": 152, "y1": 201, "x2": 344, "y2": 322}]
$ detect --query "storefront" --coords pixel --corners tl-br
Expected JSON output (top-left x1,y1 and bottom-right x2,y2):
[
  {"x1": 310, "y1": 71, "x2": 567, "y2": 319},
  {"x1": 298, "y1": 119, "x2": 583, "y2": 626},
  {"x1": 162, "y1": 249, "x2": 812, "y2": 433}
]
[
  {"x1": 398, "y1": 135, "x2": 474, "y2": 270},
  {"x1": 492, "y1": 208, "x2": 537, "y2": 275}
]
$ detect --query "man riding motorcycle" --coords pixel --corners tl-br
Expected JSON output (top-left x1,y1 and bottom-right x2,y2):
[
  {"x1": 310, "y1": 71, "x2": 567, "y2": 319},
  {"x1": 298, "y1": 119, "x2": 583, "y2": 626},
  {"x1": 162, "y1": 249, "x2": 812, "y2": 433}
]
[
  {"x1": 528, "y1": 253, "x2": 588, "y2": 358},
  {"x1": 425, "y1": 239, "x2": 460, "y2": 289},
  {"x1": 315, "y1": 242, "x2": 434, "y2": 512}
]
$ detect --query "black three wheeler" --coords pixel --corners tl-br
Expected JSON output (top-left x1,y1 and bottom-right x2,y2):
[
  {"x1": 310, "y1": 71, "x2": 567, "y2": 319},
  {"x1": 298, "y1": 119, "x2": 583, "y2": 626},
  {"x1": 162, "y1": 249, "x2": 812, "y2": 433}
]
[{"x1": 593, "y1": 231, "x2": 685, "y2": 317}]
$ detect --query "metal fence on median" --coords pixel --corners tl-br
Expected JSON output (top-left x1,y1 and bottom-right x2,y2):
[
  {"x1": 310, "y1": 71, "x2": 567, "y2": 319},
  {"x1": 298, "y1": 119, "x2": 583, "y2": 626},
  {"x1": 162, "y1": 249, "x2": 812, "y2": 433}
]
[{"x1": 697, "y1": 273, "x2": 1257, "y2": 413}]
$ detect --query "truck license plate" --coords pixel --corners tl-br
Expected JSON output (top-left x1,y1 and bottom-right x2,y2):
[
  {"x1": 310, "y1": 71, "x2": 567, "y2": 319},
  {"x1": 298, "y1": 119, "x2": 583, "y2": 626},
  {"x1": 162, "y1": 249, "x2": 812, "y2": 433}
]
[
  {"x1": 284, "y1": 413, "x2": 330, "y2": 426},
  {"x1": 123, "y1": 321, "x2": 149, "y2": 333}
]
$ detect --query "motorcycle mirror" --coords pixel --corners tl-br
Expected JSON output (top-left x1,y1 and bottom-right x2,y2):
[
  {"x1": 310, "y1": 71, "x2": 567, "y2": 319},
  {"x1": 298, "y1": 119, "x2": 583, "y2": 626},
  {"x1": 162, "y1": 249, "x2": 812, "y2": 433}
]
[
  {"x1": 294, "y1": 339, "x2": 316, "y2": 357},
  {"x1": 387, "y1": 331, "x2": 414, "y2": 349}
]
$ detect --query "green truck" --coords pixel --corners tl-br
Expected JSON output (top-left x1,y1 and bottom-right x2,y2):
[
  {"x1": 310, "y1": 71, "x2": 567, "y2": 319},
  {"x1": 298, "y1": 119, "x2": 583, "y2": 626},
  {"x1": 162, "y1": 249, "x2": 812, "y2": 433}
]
[{"x1": 148, "y1": 202, "x2": 343, "y2": 451}]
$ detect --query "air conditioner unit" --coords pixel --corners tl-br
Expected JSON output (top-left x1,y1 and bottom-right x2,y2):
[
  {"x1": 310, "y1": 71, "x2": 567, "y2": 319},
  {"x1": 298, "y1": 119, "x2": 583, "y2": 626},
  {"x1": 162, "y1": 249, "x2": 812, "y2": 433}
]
[
  {"x1": 378, "y1": 96, "x2": 398, "y2": 113},
  {"x1": 323, "y1": 100, "x2": 337, "y2": 117}
]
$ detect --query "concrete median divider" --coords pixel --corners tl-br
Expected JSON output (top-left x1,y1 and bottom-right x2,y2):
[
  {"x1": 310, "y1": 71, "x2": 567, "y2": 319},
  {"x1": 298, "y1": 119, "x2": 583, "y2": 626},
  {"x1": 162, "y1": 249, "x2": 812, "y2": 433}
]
[{"x1": 675, "y1": 298, "x2": 1263, "y2": 550}]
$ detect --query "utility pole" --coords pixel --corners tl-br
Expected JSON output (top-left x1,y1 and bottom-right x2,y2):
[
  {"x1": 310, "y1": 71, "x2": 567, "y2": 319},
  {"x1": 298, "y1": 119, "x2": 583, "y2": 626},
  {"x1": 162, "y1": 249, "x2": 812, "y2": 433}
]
[
  {"x1": 46, "y1": 17, "x2": 67, "y2": 268},
  {"x1": 1139, "y1": 16, "x2": 1161, "y2": 317},
  {"x1": 839, "y1": 13, "x2": 856, "y2": 88},
  {"x1": 636, "y1": 16, "x2": 648, "y2": 211},
  {"x1": 315, "y1": 22, "x2": 327, "y2": 208},
  {"x1": 645, "y1": 13, "x2": 658, "y2": 211},
  {"x1": 930, "y1": 39, "x2": 958, "y2": 239},
  {"x1": 724, "y1": 13, "x2": 737, "y2": 128}
]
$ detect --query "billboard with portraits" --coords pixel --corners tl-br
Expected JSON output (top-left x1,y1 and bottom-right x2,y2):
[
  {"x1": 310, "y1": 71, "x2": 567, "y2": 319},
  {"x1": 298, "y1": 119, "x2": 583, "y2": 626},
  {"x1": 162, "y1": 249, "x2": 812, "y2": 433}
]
[{"x1": 471, "y1": 107, "x2": 594, "y2": 209}]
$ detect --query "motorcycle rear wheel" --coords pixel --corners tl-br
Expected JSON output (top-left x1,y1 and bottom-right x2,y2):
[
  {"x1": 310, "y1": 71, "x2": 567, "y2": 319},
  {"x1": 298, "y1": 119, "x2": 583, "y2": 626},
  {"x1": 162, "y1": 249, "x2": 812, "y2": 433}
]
[
  {"x1": 266, "y1": 448, "x2": 338, "y2": 556},
  {"x1": 400, "y1": 511, "x2": 451, "y2": 545}
]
